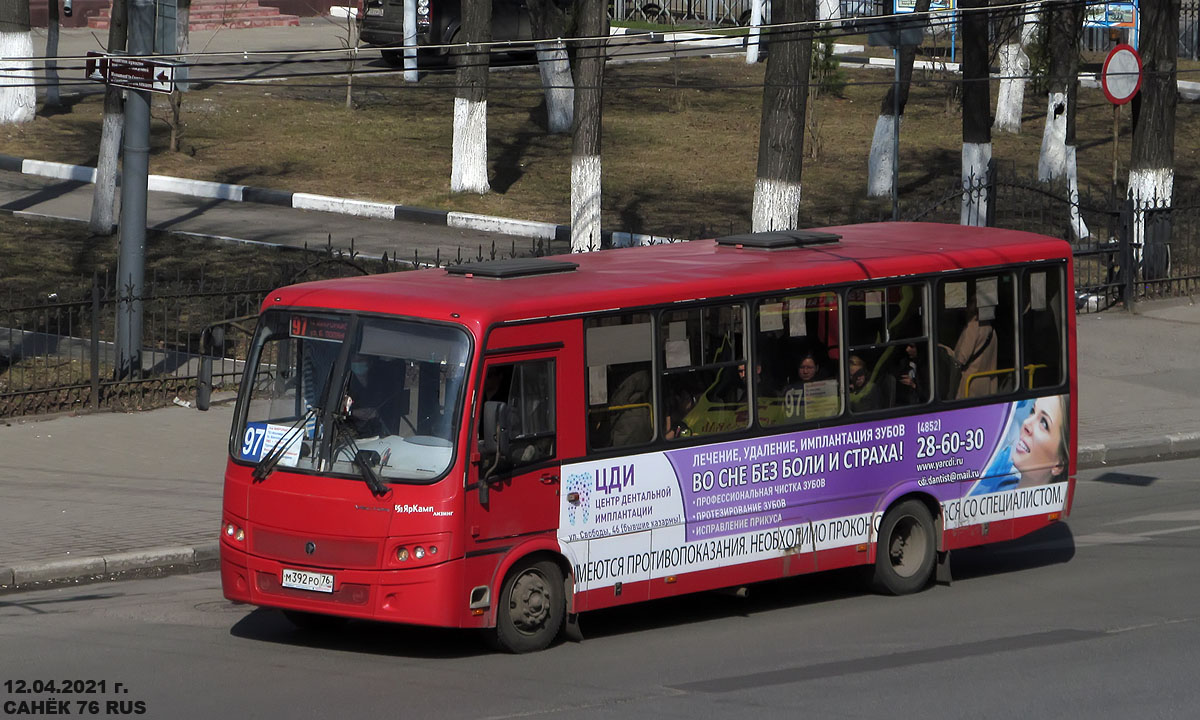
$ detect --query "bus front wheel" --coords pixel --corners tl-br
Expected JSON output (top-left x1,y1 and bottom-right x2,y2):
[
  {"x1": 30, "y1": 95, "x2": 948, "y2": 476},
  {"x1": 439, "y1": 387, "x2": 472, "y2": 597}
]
[
  {"x1": 872, "y1": 499, "x2": 936, "y2": 595},
  {"x1": 491, "y1": 557, "x2": 565, "y2": 653}
]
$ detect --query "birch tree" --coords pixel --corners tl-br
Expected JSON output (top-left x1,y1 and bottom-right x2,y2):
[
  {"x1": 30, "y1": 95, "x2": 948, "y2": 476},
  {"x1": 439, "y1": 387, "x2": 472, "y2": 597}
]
[
  {"x1": 867, "y1": 0, "x2": 931, "y2": 198},
  {"x1": 993, "y1": 1, "x2": 1038, "y2": 133},
  {"x1": 752, "y1": 0, "x2": 815, "y2": 231},
  {"x1": 1036, "y1": 0, "x2": 1086, "y2": 238},
  {"x1": 90, "y1": 0, "x2": 128, "y2": 235},
  {"x1": 1129, "y1": 0, "x2": 1180, "y2": 279},
  {"x1": 528, "y1": 0, "x2": 573, "y2": 133},
  {"x1": 570, "y1": 0, "x2": 607, "y2": 251},
  {"x1": 0, "y1": 0, "x2": 36, "y2": 125},
  {"x1": 451, "y1": 0, "x2": 492, "y2": 193},
  {"x1": 960, "y1": 0, "x2": 990, "y2": 226}
]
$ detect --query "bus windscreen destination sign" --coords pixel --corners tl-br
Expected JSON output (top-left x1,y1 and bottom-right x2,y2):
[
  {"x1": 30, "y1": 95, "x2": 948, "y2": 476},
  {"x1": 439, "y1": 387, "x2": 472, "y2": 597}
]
[{"x1": 289, "y1": 315, "x2": 348, "y2": 342}]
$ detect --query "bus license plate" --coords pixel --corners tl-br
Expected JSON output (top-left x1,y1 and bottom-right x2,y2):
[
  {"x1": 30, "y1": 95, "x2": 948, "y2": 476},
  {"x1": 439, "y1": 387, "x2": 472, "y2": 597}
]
[
  {"x1": 366, "y1": 7, "x2": 383, "y2": 15},
  {"x1": 281, "y1": 568, "x2": 334, "y2": 593}
]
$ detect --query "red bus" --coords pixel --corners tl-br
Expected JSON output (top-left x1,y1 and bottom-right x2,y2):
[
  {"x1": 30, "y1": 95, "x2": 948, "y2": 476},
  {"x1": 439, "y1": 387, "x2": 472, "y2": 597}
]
[{"x1": 220, "y1": 222, "x2": 1076, "y2": 652}]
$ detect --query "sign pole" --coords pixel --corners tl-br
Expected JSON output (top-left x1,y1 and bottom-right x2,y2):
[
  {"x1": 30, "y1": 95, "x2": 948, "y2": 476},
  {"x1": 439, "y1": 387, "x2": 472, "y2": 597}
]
[
  {"x1": 116, "y1": 0, "x2": 155, "y2": 380},
  {"x1": 1112, "y1": 103, "x2": 1119, "y2": 191}
]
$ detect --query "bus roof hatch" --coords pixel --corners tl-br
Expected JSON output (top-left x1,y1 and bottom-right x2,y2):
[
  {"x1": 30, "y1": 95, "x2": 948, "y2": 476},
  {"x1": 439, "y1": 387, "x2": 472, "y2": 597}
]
[
  {"x1": 445, "y1": 258, "x2": 580, "y2": 279},
  {"x1": 715, "y1": 230, "x2": 842, "y2": 250}
]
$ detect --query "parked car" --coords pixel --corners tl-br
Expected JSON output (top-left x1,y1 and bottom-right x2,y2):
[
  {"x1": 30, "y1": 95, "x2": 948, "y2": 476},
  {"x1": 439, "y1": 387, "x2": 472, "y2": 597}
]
[{"x1": 360, "y1": 0, "x2": 534, "y2": 66}]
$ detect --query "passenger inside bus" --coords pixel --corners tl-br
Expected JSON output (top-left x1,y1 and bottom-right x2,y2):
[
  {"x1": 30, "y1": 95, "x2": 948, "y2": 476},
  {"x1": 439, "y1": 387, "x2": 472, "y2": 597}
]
[
  {"x1": 848, "y1": 354, "x2": 885, "y2": 412},
  {"x1": 950, "y1": 301, "x2": 998, "y2": 398}
]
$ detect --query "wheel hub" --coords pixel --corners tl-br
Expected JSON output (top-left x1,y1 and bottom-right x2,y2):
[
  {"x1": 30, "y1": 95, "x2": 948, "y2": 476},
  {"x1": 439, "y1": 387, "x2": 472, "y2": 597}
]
[{"x1": 509, "y1": 570, "x2": 550, "y2": 634}]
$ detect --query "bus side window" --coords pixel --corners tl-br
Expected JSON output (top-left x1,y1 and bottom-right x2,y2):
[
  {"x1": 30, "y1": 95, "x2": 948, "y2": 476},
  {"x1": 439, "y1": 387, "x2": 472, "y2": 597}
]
[
  {"x1": 1023, "y1": 267, "x2": 1065, "y2": 389},
  {"x1": 846, "y1": 284, "x2": 929, "y2": 413},
  {"x1": 660, "y1": 304, "x2": 748, "y2": 439},
  {"x1": 508, "y1": 360, "x2": 556, "y2": 467},
  {"x1": 478, "y1": 361, "x2": 556, "y2": 469},
  {"x1": 937, "y1": 274, "x2": 1017, "y2": 400},
  {"x1": 755, "y1": 292, "x2": 841, "y2": 426},
  {"x1": 585, "y1": 313, "x2": 655, "y2": 450}
]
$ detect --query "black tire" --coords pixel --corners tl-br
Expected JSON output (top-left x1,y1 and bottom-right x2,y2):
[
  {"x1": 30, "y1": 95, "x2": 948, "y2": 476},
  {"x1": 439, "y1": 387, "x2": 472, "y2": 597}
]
[
  {"x1": 872, "y1": 499, "x2": 936, "y2": 595},
  {"x1": 282, "y1": 609, "x2": 348, "y2": 632},
  {"x1": 490, "y1": 558, "x2": 565, "y2": 653}
]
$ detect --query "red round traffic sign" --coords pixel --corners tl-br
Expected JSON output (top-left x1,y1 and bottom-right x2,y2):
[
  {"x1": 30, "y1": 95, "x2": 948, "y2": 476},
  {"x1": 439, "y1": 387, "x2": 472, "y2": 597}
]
[{"x1": 1101, "y1": 44, "x2": 1142, "y2": 105}]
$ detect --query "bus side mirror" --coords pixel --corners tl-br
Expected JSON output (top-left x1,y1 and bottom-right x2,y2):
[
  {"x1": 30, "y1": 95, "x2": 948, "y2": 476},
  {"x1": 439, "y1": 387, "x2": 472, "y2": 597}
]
[
  {"x1": 196, "y1": 326, "x2": 226, "y2": 412},
  {"x1": 197, "y1": 357, "x2": 212, "y2": 411},
  {"x1": 479, "y1": 401, "x2": 511, "y2": 504}
]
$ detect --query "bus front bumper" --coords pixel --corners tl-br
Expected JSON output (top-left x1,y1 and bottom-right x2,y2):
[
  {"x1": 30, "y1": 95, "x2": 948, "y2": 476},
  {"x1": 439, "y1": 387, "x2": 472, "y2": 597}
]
[{"x1": 221, "y1": 544, "x2": 479, "y2": 629}]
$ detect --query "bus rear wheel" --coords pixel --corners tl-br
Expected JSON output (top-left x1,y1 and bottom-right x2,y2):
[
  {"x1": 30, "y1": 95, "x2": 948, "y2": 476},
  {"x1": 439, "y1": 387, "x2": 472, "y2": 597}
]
[
  {"x1": 872, "y1": 499, "x2": 935, "y2": 595},
  {"x1": 491, "y1": 558, "x2": 565, "y2": 653}
]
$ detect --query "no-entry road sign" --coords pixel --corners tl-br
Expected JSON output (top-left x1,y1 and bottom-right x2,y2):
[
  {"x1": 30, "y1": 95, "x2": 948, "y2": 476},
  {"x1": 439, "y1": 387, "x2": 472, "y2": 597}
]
[{"x1": 1101, "y1": 44, "x2": 1143, "y2": 105}]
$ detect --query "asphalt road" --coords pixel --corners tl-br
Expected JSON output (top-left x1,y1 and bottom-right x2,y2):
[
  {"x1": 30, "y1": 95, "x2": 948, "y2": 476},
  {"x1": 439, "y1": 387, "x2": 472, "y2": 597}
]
[{"x1": 1, "y1": 458, "x2": 1197, "y2": 719}]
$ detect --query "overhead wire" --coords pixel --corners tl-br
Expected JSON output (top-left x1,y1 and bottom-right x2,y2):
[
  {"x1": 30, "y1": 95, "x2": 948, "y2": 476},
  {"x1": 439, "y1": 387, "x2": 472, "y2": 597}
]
[{"x1": 0, "y1": 0, "x2": 1171, "y2": 93}]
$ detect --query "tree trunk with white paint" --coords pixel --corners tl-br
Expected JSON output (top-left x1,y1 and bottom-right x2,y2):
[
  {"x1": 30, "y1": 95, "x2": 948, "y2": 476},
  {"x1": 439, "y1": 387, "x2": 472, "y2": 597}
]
[
  {"x1": 993, "y1": 2, "x2": 1038, "y2": 133},
  {"x1": 1037, "y1": 1, "x2": 1083, "y2": 182},
  {"x1": 1035, "y1": 0, "x2": 1087, "y2": 238},
  {"x1": 745, "y1": 0, "x2": 763, "y2": 65},
  {"x1": 570, "y1": 0, "x2": 607, "y2": 251},
  {"x1": 1128, "y1": 0, "x2": 1179, "y2": 280},
  {"x1": 959, "y1": 0, "x2": 990, "y2": 226},
  {"x1": 867, "y1": 0, "x2": 930, "y2": 198},
  {"x1": 752, "y1": 0, "x2": 814, "y2": 232},
  {"x1": 451, "y1": 0, "x2": 492, "y2": 194},
  {"x1": 527, "y1": 0, "x2": 573, "y2": 133},
  {"x1": 90, "y1": 0, "x2": 128, "y2": 235},
  {"x1": 0, "y1": 1, "x2": 36, "y2": 125}
]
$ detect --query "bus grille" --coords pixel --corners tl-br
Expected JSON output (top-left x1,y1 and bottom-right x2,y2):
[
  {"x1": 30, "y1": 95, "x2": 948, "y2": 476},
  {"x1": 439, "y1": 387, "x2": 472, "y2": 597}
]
[{"x1": 251, "y1": 528, "x2": 381, "y2": 568}]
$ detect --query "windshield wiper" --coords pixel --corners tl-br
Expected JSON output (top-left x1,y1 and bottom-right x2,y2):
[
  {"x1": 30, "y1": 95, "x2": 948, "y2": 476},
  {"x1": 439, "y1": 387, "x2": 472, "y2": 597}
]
[
  {"x1": 252, "y1": 405, "x2": 318, "y2": 482},
  {"x1": 330, "y1": 413, "x2": 390, "y2": 496}
]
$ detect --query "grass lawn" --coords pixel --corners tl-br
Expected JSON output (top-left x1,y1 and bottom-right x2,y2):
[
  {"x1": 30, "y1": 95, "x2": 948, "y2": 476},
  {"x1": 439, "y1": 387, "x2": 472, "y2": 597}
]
[{"x1": 2, "y1": 49, "x2": 1198, "y2": 275}]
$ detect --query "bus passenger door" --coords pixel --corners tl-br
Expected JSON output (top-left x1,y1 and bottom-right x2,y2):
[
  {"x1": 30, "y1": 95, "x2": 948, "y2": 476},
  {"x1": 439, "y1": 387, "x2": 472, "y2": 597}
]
[{"x1": 467, "y1": 322, "x2": 582, "y2": 546}]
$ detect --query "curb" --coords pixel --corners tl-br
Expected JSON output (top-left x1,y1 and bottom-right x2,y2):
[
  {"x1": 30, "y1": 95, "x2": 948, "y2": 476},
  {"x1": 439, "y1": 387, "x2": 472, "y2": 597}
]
[
  {"x1": 0, "y1": 542, "x2": 219, "y2": 593},
  {"x1": 0, "y1": 153, "x2": 679, "y2": 248},
  {"x1": 1077, "y1": 431, "x2": 1200, "y2": 470}
]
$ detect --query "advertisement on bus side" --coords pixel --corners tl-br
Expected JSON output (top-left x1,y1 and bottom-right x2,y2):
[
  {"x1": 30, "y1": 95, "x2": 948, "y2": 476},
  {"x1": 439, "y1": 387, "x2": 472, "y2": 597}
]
[{"x1": 559, "y1": 395, "x2": 1069, "y2": 592}]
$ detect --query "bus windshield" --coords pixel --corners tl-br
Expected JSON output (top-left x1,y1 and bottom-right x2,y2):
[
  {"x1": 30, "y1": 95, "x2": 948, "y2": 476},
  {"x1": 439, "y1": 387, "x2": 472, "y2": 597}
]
[{"x1": 234, "y1": 311, "x2": 470, "y2": 483}]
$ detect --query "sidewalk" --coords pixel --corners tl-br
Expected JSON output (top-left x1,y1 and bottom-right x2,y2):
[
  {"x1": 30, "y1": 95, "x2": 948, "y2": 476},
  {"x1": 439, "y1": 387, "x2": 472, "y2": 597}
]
[{"x1": 1, "y1": 298, "x2": 1198, "y2": 592}]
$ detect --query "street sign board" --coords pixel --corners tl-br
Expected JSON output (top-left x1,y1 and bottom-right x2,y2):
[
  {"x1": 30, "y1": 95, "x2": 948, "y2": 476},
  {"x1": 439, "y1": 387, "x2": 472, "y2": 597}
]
[
  {"x1": 83, "y1": 53, "x2": 178, "y2": 95},
  {"x1": 84, "y1": 51, "x2": 109, "y2": 83},
  {"x1": 1100, "y1": 43, "x2": 1142, "y2": 105},
  {"x1": 108, "y1": 56, "x2": 177, "y2": 94}
]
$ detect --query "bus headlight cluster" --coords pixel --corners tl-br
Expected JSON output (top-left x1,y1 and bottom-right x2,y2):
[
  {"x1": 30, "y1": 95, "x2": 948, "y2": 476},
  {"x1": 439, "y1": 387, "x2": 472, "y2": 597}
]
[
  {"x1": 396, "y1": 544, "x2": 438, "y2": 562},
  {"x1": 223, "y1": 521, "x2": 245, "y2": 543}
]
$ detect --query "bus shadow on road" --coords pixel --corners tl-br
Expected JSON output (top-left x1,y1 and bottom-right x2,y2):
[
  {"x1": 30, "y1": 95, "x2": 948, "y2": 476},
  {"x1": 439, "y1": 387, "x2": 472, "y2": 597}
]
[
  {"x1": 228, "y1": 608, "x2": 491, "y2": 658},
  {"x1": 579, "y1": 524, "x2": 1078, "y2": 643},
  {"x1": 226, "y1": 523, "x2": 1076, "y2": 655},
  {"x1": 941, "y1": 521, "x2": 1077, "y2": 582}
]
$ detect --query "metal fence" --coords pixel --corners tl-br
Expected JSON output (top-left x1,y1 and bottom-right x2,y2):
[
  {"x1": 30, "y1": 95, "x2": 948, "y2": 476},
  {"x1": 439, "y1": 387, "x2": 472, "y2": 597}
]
[
  {"x1": 0, "y1": 238, "x2": 558, "y2": 418},
  {"x1": 897, "y1": 162, "x2": 1200, "y2": 313}
]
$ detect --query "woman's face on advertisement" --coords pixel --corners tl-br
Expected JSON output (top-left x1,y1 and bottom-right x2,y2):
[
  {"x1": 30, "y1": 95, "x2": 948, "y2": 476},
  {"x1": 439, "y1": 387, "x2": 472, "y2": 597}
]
[{"x1": 1013, "y1": 396, "x2": 1064, "y2": 481}]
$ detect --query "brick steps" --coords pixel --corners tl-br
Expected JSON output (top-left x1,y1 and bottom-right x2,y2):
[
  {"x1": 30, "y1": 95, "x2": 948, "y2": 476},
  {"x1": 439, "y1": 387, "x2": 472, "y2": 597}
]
[{"x1": 87, "y1": 1, "x2": 301, "y2": 30}]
